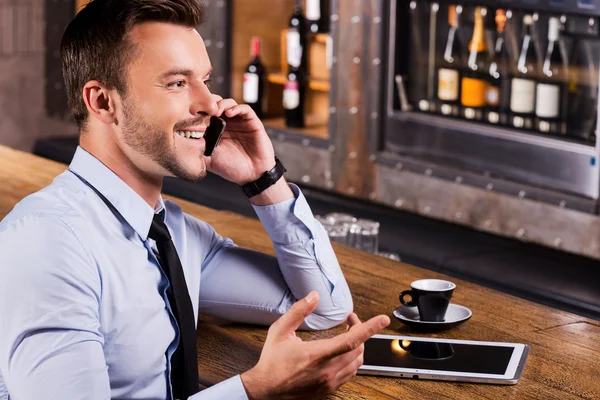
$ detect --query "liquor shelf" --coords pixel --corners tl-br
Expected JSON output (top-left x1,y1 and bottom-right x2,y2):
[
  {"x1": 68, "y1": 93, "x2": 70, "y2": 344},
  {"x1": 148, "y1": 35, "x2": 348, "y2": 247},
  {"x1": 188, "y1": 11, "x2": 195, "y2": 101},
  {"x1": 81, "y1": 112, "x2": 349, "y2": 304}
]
[
  {"x1": 263, "y1": 116, "x2": 329, "y2": 141},
  {"x1": 267, "y1": 72, "x2": 330, "y2": 92}
]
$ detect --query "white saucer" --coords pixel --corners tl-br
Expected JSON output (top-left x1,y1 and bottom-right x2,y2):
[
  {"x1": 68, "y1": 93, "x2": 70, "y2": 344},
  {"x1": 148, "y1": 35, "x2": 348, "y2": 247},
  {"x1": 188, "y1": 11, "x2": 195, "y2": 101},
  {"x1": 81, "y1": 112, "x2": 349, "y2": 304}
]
[{"x1": 393, "y1": 303, "x2": 472, "y2": 331}]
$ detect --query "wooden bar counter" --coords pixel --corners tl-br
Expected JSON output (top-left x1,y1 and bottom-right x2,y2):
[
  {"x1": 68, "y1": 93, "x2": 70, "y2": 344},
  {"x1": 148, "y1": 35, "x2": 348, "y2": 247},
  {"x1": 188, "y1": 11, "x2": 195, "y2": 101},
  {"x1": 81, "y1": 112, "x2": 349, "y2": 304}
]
[{"x1": 1, "y1": 145, "x2": 599, "y2": 399}]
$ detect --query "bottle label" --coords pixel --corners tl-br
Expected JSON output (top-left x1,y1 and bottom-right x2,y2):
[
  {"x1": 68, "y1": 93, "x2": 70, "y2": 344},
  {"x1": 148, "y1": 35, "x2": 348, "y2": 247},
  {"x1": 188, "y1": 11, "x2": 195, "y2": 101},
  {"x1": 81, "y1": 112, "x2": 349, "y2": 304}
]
[
  {"x1": 283, "y1": 81, "x2": 300, "y2": 109},
  {"x1": 438, "y1": 68, "x2": 459, "y2": 101},
  {"x1": 486, "y1": 85, "x2": 500, "y2": 106},
  {"x1": 510, "y1": 78, "x2": 536, "y2": 113},
  {"x1": 535, "y1": 83, "x2": 560, "y2": 118},
  {"x1": 243, "y1": 73, "x2": 259, "y2": 104},
  {"x1": 306, "y1": 0, "x2": 321, "y2": 20},
  {"x1": 461, "y1": 77, "x2": 487, "y2": 107},
  {"x1": 286, "y1": 30, "x2": 302, "y2": 68}
]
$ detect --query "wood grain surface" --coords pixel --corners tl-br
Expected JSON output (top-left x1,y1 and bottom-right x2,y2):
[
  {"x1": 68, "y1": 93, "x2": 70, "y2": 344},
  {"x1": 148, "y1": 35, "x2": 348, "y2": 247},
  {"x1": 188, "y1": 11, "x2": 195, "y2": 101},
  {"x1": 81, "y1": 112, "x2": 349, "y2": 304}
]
[{"x1": 1, "y1": 145, "x2": 599, "y2": 399}]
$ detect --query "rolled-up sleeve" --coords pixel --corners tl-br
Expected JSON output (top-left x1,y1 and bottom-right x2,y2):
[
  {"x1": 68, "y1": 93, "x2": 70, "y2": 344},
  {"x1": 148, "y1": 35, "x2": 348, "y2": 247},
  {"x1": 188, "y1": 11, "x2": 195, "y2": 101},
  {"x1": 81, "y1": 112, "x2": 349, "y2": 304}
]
[
  {"x1": 198, "y1": 184, "x2": 352, "y2": 331},
  {"x1": 189, "y1": 375, "x2": 248, "y2": 399},
  {"x1": 251, "y1": 183, "x2": 353, "y2": 329}
]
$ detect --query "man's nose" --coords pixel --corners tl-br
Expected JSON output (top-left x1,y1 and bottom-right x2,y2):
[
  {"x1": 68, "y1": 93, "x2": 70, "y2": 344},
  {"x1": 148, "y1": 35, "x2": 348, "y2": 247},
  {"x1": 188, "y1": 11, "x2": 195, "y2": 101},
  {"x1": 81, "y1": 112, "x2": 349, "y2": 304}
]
[{"x1": 190, "y1": 83, "x2": 218, "y2": 117}]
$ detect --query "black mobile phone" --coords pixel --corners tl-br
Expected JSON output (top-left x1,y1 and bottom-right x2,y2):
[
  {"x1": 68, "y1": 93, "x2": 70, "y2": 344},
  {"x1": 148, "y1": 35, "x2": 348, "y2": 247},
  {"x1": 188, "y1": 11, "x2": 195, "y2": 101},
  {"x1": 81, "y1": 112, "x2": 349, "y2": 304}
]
[{"x1": 203, "y1": 116, "x2": 226, "y2": 156}]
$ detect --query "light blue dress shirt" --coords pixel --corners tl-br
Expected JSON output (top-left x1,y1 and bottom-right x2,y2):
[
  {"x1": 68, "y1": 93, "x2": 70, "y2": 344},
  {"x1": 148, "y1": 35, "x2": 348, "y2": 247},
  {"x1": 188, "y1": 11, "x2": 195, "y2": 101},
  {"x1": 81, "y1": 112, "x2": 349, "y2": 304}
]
[{"x1": 0, "y1": 146, "x2": 353, "y2": 400}]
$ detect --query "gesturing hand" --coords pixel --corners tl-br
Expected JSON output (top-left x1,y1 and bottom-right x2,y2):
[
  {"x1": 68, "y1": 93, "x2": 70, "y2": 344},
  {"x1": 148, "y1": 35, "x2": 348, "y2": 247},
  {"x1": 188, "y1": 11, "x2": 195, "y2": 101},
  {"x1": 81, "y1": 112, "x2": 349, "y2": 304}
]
[{"x1": 240, "y1": 292, "x2": 390, "y2": 399}]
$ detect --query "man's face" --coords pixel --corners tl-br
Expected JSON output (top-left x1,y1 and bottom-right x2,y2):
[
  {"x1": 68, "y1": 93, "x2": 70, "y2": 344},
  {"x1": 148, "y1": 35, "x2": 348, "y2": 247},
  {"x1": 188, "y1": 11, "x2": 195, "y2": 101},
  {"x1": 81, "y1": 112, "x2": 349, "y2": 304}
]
[{"x1": 117, "y1": 22, "x2": 216, "y2": 182}]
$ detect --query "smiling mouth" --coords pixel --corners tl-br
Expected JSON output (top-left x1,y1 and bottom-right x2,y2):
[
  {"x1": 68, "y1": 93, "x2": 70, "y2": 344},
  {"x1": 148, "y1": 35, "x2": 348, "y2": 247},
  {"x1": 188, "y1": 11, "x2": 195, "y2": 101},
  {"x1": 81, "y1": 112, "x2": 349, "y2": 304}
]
[{"x1": 175, "y1": 130, "x2": 204, "y2": 139}]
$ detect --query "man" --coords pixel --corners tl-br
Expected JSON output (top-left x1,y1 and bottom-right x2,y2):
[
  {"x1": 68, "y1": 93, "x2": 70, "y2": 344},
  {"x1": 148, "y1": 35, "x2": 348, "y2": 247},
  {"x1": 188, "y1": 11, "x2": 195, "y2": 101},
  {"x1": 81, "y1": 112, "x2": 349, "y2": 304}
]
[{"x1": 0, "y1": 0, "x2": 390, "y2": 398}]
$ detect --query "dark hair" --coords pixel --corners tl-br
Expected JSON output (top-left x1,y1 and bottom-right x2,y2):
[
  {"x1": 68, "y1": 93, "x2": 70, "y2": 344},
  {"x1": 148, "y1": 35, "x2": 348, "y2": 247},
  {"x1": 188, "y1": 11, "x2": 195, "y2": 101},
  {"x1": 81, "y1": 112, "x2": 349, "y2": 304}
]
[{"x1": 60, "y1": 0, "x2": 205, "y2": 128}]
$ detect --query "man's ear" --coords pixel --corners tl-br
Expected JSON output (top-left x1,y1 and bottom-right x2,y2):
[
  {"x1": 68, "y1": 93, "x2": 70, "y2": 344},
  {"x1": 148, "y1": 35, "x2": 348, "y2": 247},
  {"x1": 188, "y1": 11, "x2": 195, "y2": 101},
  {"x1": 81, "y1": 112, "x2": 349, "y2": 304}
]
[{"x1": 82, "y1": 80, "x2": 120, "y2": 125}]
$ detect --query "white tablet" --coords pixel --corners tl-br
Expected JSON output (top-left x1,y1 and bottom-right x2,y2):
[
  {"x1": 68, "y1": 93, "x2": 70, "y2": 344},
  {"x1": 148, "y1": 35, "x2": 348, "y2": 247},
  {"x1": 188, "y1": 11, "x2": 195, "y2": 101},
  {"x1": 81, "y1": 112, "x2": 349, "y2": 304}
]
[{"x1": 358, "y1": 334, "x2": 530, "y2": 385}]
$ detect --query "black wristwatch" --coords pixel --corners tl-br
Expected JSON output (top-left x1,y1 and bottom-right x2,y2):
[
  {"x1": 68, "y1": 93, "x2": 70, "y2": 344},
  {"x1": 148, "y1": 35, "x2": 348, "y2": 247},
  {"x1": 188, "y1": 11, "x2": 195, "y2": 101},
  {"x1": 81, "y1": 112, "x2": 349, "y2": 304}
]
[{"x1": 240, "y1": 157, "x2": 287, "y2": 198}]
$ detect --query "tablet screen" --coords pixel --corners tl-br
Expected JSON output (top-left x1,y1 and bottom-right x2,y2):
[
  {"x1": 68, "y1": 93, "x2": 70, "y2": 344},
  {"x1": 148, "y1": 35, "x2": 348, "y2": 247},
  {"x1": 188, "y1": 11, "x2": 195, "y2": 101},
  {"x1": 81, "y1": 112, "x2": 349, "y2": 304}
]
[{"x1": 363, "y1": 337, "x2": 515, "y2": 375}]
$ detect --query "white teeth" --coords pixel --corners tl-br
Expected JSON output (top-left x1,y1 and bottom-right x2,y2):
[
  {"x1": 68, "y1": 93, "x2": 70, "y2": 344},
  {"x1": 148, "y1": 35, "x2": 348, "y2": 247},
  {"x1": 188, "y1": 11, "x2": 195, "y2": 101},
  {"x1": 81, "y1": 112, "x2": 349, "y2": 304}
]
[{"x1": 175, "y1": 130, "x2": 204, "y2": 139}]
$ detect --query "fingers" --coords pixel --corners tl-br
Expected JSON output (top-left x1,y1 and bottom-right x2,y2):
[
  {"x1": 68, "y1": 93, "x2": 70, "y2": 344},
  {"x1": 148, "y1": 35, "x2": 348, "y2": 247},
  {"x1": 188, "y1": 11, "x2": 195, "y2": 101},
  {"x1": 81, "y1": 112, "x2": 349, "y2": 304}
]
[
  {"x1": 318, "y1": 314, "x2": 390, "y2": 359},
  {"x1": 267, "y1": 291, "x2": 320, "y2": 341},
  {"x1": 215, "y1": 98, "x2": 238, "y2": 117},
  {"x1": 334, "y1": 349, "x2": 364, "y2": 385},
  {"x1": 215, "y1": 98, "x2": 257, "y2": 120},
  {"x1": 346, "y1": 313, "x2": 362, "y2": 332}
]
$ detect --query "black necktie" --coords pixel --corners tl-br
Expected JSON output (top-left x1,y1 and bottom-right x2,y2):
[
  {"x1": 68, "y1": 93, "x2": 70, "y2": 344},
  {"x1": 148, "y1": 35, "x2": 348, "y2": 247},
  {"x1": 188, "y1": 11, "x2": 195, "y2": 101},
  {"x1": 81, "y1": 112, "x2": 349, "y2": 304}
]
[{"x1": 148, "y1": 214, "x2": 199, "y2": 399}]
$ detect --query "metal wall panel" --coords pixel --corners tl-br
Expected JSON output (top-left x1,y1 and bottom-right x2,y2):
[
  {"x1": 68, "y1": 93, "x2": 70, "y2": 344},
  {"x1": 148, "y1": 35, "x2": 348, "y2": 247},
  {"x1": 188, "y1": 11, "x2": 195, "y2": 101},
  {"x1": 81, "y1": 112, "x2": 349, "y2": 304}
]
[
  {"x1": 45, "y1": 0, "x2": 73, "y2": 120},
  {"x1": 376, "y1": 163, "x2": 600, "y2": 259},
  {"x1": 196, "y1": 0, "x2": 231, "y2": 98}
]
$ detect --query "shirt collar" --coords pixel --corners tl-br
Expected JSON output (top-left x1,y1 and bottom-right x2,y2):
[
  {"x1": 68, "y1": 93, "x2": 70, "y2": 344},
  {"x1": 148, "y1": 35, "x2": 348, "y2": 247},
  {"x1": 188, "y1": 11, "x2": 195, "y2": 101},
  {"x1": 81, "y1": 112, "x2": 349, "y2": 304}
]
[{"x1": 69, "y1": 146, "x2": 165, "y2": 241}]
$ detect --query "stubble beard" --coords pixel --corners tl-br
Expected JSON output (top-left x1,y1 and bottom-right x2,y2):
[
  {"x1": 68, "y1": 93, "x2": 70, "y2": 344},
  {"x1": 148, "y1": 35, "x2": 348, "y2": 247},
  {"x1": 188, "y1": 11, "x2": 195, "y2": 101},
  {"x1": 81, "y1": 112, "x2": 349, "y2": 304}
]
[{"x1": 121, "y1": 99, "x2": 207, "y2": 183}]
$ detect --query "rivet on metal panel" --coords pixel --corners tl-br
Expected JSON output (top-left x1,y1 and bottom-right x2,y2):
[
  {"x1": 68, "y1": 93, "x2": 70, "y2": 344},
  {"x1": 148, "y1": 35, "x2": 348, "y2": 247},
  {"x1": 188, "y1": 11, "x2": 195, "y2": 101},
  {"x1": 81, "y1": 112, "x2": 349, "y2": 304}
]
[
  {"x1": 425, "y1": 169, "x2": 432, "y2": 176},
  {"x1": 517, "y1": 228, "x2": 526, "y2": 238},
  {"x1": 301, "y1": 175, "x2": 311, "y2": 183},
  {"x1": 369, "y1": 155, "x2": 377, "y2": 162},
  {"x1": 349, "y1": 151, "x2": 357, "y2": 159},
  {"x1": 410, "y1": 1, "x2": 417, "y2": 10},
  {"x1": 302, "y1": 139, "x2": 310, "y2": 147},
  {"x1": 330, "y1": 107, "x2": 337, "y2": 114},
  {"x1": 559, "y1": 200, "x2": 567, "y2": 208},
  {"x1": 372, "y1": 58, "x2": 381, "y2": 65},
  {"x1": 324, "y1": 170, "x2": 331, "y2": 179},
  {"x1": 216, "y1": 76, "x2": 224, "y2": 84},
  {"x1": 347, "y1": 187, "x2": 356, "y2": 195},
  {"x1": 353, "y1": 57, "x2": 361, "y2": 64},
  {"x1": 205, "y1": 39, "x2": 212, "y2": 47},
  {"x1": 326, "y1": 180, "x2": 335, "y2": 189},
  {"x1": 486, "y1": 183, "x2": 494, "y2": 191},
  {"x1": 431, "y1": 3, "x2": 439, "y2": 12},
  {"x1": 485, "y1": 220, "x2": 492, "y2": 228},
  {"x1": 216, "y1": 41, "x2": 224, "y2": 48},
  {"x1": 328, "y1": 145, "x2": 336, "y2": 153},
  {"x1": 350, "y1": 107, "x2": 358, "y2": 114},
  {"x1": 331, "y1": 14, "x2": 339, "y2": 22},
  {"x1": 396, "y1": 163, "x2": 403, "y2": 170},
  {"x1": 518, "y1": 190, "x2": 526, "y2": 199},
  {"x1": 554, "y1": 238, "x2": 563, "y2": 247},
  {"x1": 424, "y1": 206, "x2": 431, "y2": 214},
  {"x1": 369, "y1": 193, "x2": 377, "y2": 200},
  {"x1": 278, "y1": 134, "x2": 285, "y2": 141},
  {"x1": 217, "y1": 0, "x2": 224, "y2": 7},
  {"x1": 455, "y1": 176, "x2": 463, "y2": 184},
  {"x1": 351, "y1": 16, "x2": 360, "y2": 23},
  {"x1": 373, "y1": 16, "x2": 381, "y2": 24},
  {"x1": 395, "y1": 199, "x2": 404, "y2": 207},
  {"x1": 455, "y1": 212, "x2": 462, "y2": 220},
  {"x1": 371, "y1": 112, "x2": 378, "y2": 119}
]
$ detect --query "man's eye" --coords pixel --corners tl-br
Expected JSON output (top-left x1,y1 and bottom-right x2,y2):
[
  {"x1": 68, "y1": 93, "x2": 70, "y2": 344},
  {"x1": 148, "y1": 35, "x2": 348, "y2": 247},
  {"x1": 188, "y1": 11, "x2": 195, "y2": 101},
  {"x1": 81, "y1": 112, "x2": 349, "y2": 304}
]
[
  {"x1": 204, "y1": 79, "x2": 212, "y2": 88},
  {"x1": 168, "y1": 80, "x2": 186, "y2": 88}
]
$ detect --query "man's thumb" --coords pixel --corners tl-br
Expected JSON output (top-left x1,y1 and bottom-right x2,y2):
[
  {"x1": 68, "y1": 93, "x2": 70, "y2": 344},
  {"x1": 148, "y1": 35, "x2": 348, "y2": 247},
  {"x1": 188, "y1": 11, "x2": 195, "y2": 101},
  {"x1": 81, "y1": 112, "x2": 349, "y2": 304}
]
[{"x1": 269, "y1": 291, "x2": 320, "y2": 338}]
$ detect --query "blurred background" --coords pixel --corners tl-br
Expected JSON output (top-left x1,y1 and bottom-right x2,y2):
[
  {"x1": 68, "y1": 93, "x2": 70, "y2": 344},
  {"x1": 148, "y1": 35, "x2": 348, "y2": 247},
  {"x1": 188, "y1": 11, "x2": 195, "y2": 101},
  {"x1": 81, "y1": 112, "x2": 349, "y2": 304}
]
[{"x1": 2, "y1": 0, "x2": 600, "y2": 320}]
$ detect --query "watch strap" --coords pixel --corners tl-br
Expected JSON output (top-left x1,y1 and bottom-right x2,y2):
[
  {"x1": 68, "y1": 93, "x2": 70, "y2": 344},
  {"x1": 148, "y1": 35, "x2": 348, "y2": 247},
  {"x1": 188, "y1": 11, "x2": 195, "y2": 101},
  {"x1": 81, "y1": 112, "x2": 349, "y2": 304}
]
[{"x1": 241, "y1": 157, "x2": 287, "y2": 198}]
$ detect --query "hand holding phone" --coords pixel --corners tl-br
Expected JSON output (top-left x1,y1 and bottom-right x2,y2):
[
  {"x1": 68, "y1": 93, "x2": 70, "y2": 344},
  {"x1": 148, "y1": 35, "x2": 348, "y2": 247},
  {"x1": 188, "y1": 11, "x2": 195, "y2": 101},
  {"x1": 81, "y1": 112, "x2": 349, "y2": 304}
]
[{"x1": 203, "y1": 116, "x2": 226, "y2": 157}]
